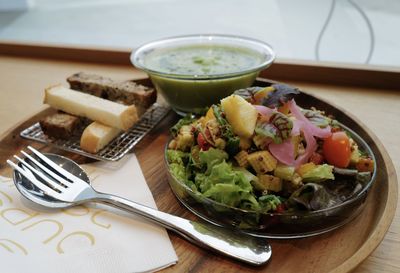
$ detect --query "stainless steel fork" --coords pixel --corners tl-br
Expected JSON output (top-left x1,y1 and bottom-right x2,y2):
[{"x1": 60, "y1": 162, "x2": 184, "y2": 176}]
[{"x1": 7, "y1": 146, "x2": 271, "y2": 266}]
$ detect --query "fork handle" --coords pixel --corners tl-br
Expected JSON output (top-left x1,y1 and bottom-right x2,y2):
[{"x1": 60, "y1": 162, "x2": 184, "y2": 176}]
[{"x1": 93, "y1": 192, "x2": 271, "y2": 266}]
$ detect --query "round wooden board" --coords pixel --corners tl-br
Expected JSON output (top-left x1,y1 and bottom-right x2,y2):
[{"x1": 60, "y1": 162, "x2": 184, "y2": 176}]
[{"x1": 0, "y1": 79, "x2": 397, "y2": 273}]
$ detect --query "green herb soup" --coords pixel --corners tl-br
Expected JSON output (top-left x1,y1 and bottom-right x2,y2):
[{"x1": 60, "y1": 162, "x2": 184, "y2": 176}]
[
  {"x1": 144, "y1": 45, "x2": 265, "y2": 115},
  {"x1": 144, "y1": 45, "x2": 264, "y2": 76}
]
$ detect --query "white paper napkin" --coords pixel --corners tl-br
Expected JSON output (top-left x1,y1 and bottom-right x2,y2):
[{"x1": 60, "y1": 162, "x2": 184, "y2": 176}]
[{"x1": 0, "y1": 154, "x2": 178, "y2": 273}]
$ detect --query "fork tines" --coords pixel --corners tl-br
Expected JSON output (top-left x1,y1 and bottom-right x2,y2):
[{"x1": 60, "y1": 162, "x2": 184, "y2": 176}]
[{"x1": 7, "y1": 146, "x2": 80, "y2": 195}]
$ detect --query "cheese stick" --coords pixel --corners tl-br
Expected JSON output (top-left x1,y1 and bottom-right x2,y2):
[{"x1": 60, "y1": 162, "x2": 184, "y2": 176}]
[{"x1": 44, "y1": 84, "x2": 138, "y2": 131}]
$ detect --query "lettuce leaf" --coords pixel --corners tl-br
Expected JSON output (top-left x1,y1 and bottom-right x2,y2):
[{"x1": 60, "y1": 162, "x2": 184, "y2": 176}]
[
  {"x1": 199, "y1": 148, "x2": 228, "y2": 174},
  {"x1": 166, "y1": 149, "x2": 189, "y2": 165},
  {"x1": 195, "y1": 160, "x2": 252, "y2": 192},
  {"x1": 194, "y1": 152, "x2": 259, "y2": 210},
  {"x1": 169, "y1": 163, "x2": 187, "y2": 182},
  {"x1": 203, "y1": 184, "x2": 259, "y2": 211},
  {"x1": 288, "y1": 183, "x2": 335, "y2": 210},
  {"x1": 302, "y1": 164, "x2": 334, "y2": 182}
]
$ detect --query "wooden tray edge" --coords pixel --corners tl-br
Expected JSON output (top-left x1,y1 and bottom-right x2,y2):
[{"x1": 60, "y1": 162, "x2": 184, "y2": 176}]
[
  {"x1": 331, "y1": 138, "x2": 398, "y2": 272},
  {"x1": 0, "y1": 77, "x2": 397, "y2": 272}
]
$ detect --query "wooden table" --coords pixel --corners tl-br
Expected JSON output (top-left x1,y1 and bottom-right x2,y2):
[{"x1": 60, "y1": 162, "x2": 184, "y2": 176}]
[{"x1": 0, "y1": 53, "x2": 399, "y2": 273}]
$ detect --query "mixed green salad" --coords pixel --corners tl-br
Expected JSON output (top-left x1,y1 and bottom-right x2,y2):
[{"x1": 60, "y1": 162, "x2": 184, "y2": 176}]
[{"x1": 166, "y1": 84, "x2": 374, "y2": 214}]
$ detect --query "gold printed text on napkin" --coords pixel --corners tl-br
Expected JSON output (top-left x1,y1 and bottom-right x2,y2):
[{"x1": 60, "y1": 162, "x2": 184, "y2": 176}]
[{"x1": 0, "y1": 173, "x2": 123, "y2": 256}]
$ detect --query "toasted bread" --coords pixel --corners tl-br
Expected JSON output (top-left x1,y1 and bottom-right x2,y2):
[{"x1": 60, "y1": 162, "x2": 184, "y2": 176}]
[
  {"x1": 44, "y1": 84, "x2": 138, "y2": 131},
  {"x1": 80, "y1": 122, "x2": 122, "y2": 153}
]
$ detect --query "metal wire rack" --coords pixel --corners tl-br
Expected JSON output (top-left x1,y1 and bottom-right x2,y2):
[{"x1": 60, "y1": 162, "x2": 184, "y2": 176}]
[{"x1": 20, "y1": 104, "x2": 170, "y2": 161}]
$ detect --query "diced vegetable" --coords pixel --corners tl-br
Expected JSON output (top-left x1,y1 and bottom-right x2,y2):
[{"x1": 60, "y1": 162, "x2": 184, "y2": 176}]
[
  {"x1": 297, "y1": 162, "x2": 317, "y2": 177},
  {"x1": 239, "y1": 137, "x2": 252, "y2": 150},
  {"x1": 252, "y1": 134, "x2": 270, "y2": 150},
  {"x1": 173, "y1": 125, "x2": 195, "y2": 151},
  {"x1": 247, "y1": 151, "x2": 278, "y2": 174},
  {"x1": 256, "y1": 174, "x2": 282, "y2": 192},
  {"x1": 274, "y1": 164, "x2": 295, "y2": 181},
  {"x1": 234, "y1": 150, "x2": 249, "y2": 167},
  {"x1": 356, "y1": 157, "x2": 374, "y2": 172}
]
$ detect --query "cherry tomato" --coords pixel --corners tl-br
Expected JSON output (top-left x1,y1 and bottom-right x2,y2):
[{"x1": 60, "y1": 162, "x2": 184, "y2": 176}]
[
  {"x1": 275, "y1": 203, "x2": 286, "y2": 213},
  {"x1": 309, "y1": 152, "x2": 324, "y2": 165},
  {"x1": 323, "y1": 131, "x2": 351, "y2": 168},
  {"x1": 197, "y1": 133, "x2": 211, "y2": 151}
]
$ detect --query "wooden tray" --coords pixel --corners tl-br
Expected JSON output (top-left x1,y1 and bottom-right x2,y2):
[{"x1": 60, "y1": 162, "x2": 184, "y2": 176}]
[{"x1": 0, "y1": 78, "x2": 397, "y2": 273}]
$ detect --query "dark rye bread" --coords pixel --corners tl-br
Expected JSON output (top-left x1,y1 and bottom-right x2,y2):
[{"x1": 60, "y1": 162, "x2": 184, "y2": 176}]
[
  {"x1": 67, "y1": 72, "x2": 156, "y2": 115},
  {"x1": 39, "y1": 112, "x2": 88, "y2": 140}
]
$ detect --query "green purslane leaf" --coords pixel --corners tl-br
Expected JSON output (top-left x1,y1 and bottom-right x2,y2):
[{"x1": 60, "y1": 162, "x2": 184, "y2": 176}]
[
  {"x1": 258, "y1": 194, "x2": 282, "y2": 212},
  {"x1": 212, "y1": 105, "x2": 240, "y2": 156},
  {"x1": 170, "y1": 114, "x2": 195, "y2": 137}
]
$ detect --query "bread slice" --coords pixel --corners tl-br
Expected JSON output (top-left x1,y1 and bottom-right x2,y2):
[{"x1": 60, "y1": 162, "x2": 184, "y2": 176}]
[
  {"x1": 44, "y1": 85, "x2": 138, "y2": 131},
  {"x1": 80, "y1": 122, "x2": 121, "y2": 153},
  {"x1": 67, "y1": 72, "x2": 157, "y2": 115},
  {"x1": 39, "y1": 112, "x2": 86, "y2": 140}
]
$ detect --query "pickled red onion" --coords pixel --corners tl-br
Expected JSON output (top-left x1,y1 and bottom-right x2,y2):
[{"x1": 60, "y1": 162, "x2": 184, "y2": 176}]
[
  {"x1": 269, "y1": 139, "x2": 295, "y2": 165},
  {"x1": 287, "y1": 100, "x2": 332, "y2": 139},
  {"x1": 269, "y1": 120, "x2": 317, "y2": 168},
  {"x1": 293, "y1": 124, "x2": 317, "y2": 167},
  {"x1": 254, "y1": 105, "x2": 275, "y2": 117}
]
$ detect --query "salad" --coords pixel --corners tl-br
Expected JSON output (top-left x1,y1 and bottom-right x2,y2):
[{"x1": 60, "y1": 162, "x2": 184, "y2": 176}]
[{"x1": 166, "y1": 84, "x2": 375, "y2": 215}]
